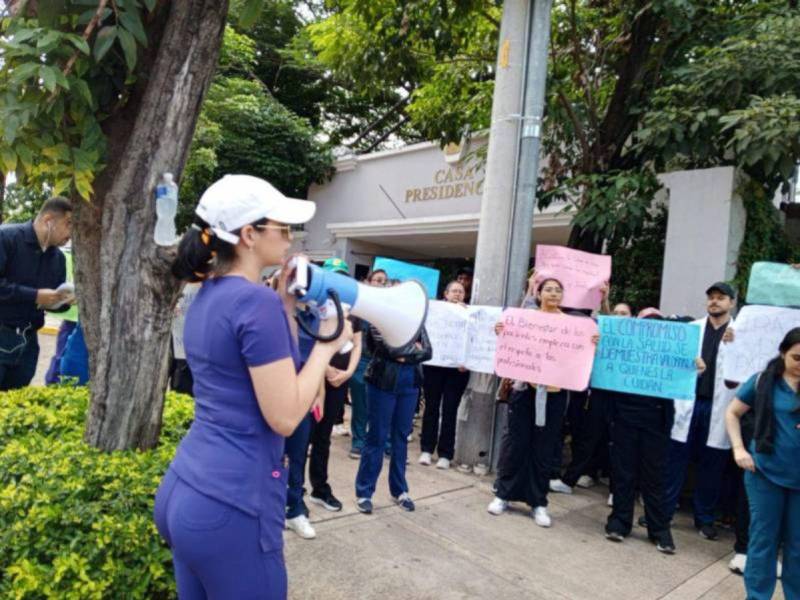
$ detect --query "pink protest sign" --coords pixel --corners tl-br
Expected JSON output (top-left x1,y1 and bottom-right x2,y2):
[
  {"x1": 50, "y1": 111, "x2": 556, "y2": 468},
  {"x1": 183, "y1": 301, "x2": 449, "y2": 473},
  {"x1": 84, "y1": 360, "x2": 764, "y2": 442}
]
[
  {"x1": 494, "y1": 308, "x2": 598, "y2": 391},
  {"x1": 535, "y1": 245, "x2": 611, "y2": 310}
]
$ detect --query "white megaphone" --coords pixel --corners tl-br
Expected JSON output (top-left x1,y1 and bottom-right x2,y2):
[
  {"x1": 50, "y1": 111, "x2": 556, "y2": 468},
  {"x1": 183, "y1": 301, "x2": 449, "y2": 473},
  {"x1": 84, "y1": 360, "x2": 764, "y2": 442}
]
[{"x1": 288, "y1": 257, "x2": 429, "y2": 349}]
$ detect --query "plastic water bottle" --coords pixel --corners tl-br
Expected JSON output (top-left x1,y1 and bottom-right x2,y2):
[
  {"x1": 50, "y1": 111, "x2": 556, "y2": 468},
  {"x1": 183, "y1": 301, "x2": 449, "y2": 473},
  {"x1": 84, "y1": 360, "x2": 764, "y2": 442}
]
[{"x1": 154, "y1": 173, "x2": 178, "y2": 246}]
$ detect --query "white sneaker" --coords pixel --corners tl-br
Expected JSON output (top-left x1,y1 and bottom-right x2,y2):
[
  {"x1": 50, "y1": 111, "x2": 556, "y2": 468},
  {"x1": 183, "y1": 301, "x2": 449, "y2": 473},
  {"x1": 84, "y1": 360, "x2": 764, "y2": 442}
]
[
  {"x1": 549, "y1": 479, "x2": 573, "y2": 495},
  {"x1": 728, "y1": 553, "x2": 746, "y2": 575},
  {"x1": 436, "y1": 457, "x2": 450, "y2": 470},
  {"x1": 418, "y1": 452, "x2": 432, "y2": 466},
  {"x1": 331, "y1": 424, "x2": 346, "y2": 437},
  {"x1": 576, "y1": 475, "x2": 595, "y2": 489},
  {"x1": 533, "y1": 506, "x2": 552, "y2": 528},
  {"x1": 487, "y1": 497, "x2": 508, "y2": 515},
  {"x1": 607, "y1": 493, "x2": 614, "y2": 507},
  {"x1": 286, "y1": 515, "x2": 316, "y2": 540}
]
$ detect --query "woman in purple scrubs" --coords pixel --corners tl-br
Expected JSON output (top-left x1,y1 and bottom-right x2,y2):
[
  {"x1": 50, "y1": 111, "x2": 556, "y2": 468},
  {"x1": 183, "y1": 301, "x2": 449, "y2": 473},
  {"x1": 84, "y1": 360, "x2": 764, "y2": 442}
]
[{"x1": 154, "y1": 175, "x2": 352, "y2": 599}]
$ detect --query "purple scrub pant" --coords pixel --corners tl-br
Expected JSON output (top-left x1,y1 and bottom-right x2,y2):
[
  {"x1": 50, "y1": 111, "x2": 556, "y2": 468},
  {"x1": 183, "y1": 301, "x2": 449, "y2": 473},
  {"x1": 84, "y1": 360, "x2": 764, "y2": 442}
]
[{"x1": 154, "y1": 469, "x2": 287, "y2": 599}]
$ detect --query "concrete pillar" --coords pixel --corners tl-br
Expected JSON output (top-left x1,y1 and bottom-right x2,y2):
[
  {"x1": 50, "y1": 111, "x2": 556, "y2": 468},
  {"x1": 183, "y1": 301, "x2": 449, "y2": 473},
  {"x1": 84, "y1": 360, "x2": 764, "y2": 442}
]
[{"x1": 659, "y1": 167, "x2": 746, "y2": 317}]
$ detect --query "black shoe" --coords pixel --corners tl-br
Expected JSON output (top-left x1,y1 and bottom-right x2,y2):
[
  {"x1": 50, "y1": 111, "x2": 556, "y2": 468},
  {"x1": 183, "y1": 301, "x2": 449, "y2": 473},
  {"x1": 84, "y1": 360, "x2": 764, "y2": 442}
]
[
  {"x1": 394, "y1": 493, "x2": 415, "y2": 512},
  {"x1": 637, "y1": 515, "x2": 648, "y2": 528},
  {"x1": 309, "y1": 491, "x2": 343, "y2": 512},
  {"x1": 605, "y1": 530, "x2": 625, "y2": 543},
  {"x1": 356, "y1": 498, "x2": 373, "y2": 514},
  {"x1": 650, "y1": 533, "x2": 676, "y2": 555},
  {"x1": 698, "y1": 524, "x2": 718, "y2": 541}
]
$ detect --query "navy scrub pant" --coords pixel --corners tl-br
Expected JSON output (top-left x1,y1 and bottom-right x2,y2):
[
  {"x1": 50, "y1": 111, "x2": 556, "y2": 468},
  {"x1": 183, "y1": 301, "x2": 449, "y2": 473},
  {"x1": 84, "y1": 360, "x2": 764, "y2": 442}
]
[
  {"x1": 744, "y1": 469, "x2": 800, "y2": 600},
  {"x1": 355, "y1": 365, "x2": 418, "y2": 500},
  {"x1": 155, "y1": 469, "x2": 287, "y2": 600},
  {"x1": 664, "y1": 397, "x2": 728, "y2": 528},
  {"x1": 420, "y1": 365, "x2": 469, "y2": 460},
  {"x1": 0, "y1": 326, "x2": 39, "y2": 391},
  {"x1": 349, "y1": 359, "x2": 369, "y2": 453},
  {"x1": 285, "y1": 414, "x2": 312, "y2": 519}
]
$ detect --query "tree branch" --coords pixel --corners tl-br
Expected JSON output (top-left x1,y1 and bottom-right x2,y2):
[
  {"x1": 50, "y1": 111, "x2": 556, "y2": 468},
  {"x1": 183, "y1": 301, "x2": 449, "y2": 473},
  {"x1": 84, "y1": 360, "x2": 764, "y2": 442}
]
[
  {"x1": 63, "y1": 0, "x2": 111, "y2": 78},
  {"x1": 348, "y1": 94, "x2": 411, "y2": 149},
  {"x1": 362, "y1": 114, "x2": 411, "y2": 154}
]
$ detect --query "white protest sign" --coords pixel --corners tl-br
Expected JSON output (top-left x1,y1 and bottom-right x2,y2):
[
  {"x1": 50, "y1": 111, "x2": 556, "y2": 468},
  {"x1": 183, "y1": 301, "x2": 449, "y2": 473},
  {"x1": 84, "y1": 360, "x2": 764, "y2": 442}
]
[
  {"x1": 424, "y1": 301, "x2": 502, "y2": 374},
  {"x1": 172, "y1": 283, "x2": 200, "y2": 360},
  {"x1": 425, "y1": 301, "x2": 470, "y2": 367},
  {"x1": 464, "y1": 306, "x2": 503, "y2": 373},
  {"x1": 723, "y1": 305, "x2": 800, "y2": 383}
]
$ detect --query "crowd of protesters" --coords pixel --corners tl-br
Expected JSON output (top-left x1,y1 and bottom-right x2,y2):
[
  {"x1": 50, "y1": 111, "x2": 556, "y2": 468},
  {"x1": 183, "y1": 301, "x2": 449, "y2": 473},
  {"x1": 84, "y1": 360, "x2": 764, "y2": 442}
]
[{"x1": 4, "y1": 185, "x2": 798, "y2": 600}]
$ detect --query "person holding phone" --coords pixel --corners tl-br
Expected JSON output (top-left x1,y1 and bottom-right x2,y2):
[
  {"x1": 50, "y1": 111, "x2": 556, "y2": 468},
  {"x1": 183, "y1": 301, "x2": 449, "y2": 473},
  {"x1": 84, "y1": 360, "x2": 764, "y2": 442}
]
[{"x1": 154, "y1": 175, "x2": 352, "y2": 599}]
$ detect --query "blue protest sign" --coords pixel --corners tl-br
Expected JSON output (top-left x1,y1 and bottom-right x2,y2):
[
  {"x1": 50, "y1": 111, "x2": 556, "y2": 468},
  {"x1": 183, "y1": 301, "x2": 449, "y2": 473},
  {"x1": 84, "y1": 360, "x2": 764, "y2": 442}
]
[
  {"x1": 590, "y1": 316, "x2": 701, "y2": 400},
  {"x1": 372, "y1": 257, "x2": 440, "y2": 299},
  {"x1": 747, "y1": 262, "x2": 800, "y2": 308}
]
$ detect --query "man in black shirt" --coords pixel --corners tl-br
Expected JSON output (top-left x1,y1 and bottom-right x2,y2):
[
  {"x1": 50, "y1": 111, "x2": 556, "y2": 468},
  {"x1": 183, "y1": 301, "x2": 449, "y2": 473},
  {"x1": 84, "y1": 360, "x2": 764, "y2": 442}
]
[
  {"x1": 664, "y1": 282, "x2": 736, "y2": 541},
  {"x1": 0, "y1": 197, "x2": 73, "y2": 390}
]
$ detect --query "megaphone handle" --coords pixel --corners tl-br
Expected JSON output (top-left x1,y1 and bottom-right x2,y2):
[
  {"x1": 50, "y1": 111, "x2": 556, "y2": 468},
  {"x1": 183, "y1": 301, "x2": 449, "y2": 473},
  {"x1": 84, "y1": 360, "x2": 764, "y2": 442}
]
[{"x1": 294, "y1": 289, "x2": 345, "y2": 343}]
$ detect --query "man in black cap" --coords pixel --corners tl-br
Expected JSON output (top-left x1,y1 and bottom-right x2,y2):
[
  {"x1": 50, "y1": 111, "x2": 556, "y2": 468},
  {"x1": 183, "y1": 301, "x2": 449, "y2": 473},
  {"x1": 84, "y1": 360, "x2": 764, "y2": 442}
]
[{"x1": 663, "y1": 281, "x2": 737, "y2": 541}]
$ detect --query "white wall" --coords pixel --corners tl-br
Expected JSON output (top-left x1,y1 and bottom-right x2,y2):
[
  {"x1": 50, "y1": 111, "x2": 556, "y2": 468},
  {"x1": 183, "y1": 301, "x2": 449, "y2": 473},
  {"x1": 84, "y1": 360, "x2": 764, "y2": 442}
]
[{"x1": 658, "y1": 167, "x2": 746, "y2": 317}]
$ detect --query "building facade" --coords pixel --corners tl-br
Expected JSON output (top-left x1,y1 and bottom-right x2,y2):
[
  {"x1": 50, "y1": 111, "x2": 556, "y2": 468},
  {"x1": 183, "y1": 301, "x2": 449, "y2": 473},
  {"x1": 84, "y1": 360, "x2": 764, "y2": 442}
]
[{"x1": 299, "y1": 136, "x2": 748, "y2": 318}]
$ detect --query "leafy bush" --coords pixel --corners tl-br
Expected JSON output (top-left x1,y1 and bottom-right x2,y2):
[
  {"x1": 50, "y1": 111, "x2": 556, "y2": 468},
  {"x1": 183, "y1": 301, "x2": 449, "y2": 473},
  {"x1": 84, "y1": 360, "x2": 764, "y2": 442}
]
[{"x1": 0, "y1": 386, "x2": 193, "y2": 599}]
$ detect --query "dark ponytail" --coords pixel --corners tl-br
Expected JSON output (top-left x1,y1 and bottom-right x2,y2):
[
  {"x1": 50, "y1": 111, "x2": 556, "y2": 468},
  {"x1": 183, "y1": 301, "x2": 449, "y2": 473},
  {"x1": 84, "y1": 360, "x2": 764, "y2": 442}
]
[
  {"x1": 753, "y1": 327, "x2": 800, "y2": 453},
  {"x1": 171, "y1": 219, "x2": 236, "y2": 282}
]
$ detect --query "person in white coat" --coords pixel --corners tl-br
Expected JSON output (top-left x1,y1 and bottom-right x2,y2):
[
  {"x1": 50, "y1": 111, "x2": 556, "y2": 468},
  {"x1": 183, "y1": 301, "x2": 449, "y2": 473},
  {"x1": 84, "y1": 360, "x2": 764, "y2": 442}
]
[{"x1": 664, "y1": 282, "x2": 737, "y2": 541}]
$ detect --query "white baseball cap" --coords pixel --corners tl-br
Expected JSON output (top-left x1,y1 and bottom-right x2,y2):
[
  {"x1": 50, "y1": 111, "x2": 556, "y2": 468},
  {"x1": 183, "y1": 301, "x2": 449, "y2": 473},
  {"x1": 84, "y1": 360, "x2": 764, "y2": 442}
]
[{"x1": 195, "y1": 174, "x2": 316, "y2": 244}]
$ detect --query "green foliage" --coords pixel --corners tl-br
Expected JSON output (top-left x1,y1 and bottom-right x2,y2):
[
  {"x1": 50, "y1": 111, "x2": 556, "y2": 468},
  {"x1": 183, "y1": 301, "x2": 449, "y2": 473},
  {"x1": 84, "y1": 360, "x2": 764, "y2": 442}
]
[
  {"x1": 635, "y1": 12, "x2": 800, "y2": 195},
  {"x1": 540, "y1": 169, "x2": 663, "y2": 249},
  {"x1": 0, "y1": 1, "x2": 160, "y2": 199},
  {"x1": 606, "y1": 205, "x2": 669, "y2": 312},
  {"x1": 1, "y1": 182, "x2": 49, "y2": 223},
  {"x1": 733, "y1": 178, "x2": 797, "y2": 300},
  {"x1": 0, "y1": 386, "x2": 193, "y2": 599},
  {"x1": 179, "y1": 19, "x2": 334, "y2": 231}
]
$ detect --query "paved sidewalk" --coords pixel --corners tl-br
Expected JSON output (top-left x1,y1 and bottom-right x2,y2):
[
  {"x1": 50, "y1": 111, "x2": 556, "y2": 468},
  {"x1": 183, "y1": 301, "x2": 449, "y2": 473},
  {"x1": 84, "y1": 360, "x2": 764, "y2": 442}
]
[{"x1": 285, "y1": 419, "x2": 777, "y2": 600}]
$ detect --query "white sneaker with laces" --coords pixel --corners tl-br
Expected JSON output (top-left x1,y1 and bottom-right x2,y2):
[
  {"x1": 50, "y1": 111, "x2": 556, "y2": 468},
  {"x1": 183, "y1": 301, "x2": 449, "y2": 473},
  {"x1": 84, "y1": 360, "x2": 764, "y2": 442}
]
[
  {"x1": 549, "y1": 479, "x2": 573, "y2": 495},
  {"x1": 576, "y1": 475, "x2": 595, "y2": 489},
  {"x1": 533, "y1": 506, "x2": 552, "y2": 528},
  {"x1": 286, "y1": 515, "x2": 316, "y2": 540},
  {"x1": 728, "y1": 553, "x2": 746, "y2": 575},
  {"x1": 487, "y1": 497, "x2": 508, "y2": 515},
  {"x1": 436, "y1": 457, "x2": 450, "y2": 470},
  {"x1": 418, "y1": 452, "x2": 432, "y2": 466},
  {"x1": 331, "y1": 424, "x2": 346, "y2": 437}
]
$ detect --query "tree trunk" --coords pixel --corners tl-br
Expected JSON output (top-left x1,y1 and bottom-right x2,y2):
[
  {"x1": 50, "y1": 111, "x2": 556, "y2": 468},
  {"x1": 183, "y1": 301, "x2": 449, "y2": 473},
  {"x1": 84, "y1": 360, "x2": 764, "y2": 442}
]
[{"x1": 75, "y1": 0, "x2": 229, "y2": 451}]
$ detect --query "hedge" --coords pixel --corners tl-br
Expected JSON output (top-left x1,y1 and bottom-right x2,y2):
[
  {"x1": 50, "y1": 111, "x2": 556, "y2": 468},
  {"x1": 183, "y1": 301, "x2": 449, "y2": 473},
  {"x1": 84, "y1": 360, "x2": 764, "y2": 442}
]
[{"x1": 0, "y1": 386, "x2": 193, "y2": 599}]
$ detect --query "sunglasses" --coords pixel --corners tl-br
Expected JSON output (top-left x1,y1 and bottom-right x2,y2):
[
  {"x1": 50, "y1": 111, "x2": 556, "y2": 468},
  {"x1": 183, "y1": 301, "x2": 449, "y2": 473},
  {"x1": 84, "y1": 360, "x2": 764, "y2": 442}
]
[{"x1": 255, "y1": 224, "x2": 294, "y2": 240}]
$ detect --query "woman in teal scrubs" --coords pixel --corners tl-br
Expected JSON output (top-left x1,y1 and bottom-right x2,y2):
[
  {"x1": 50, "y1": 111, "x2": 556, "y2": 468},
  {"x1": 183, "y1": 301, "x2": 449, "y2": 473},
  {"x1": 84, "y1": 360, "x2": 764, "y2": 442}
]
[{"x1": 726, "y1": 327, "x2": 800, "y2": 600}]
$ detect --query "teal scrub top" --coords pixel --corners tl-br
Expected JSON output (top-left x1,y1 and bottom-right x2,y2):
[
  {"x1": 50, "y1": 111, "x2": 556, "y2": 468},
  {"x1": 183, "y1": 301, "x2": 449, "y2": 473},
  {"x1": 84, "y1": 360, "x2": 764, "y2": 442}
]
[{"x1": 738, "y1": 373, "x2": 800, "y2": 490}]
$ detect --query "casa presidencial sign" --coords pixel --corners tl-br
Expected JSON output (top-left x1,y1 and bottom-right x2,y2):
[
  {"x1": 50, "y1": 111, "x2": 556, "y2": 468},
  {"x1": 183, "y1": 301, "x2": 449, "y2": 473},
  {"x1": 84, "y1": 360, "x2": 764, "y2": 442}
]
[{"x1": 404, "y1": 163, "x2": 485, "y2": 203}]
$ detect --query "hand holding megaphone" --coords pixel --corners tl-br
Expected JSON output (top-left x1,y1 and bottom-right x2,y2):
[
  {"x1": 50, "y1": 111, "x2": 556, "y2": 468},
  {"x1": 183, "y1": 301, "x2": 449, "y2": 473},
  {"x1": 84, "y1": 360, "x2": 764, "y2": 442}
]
[{"x1": 317, "y1": 309, "x2": 353, "y2": 355}]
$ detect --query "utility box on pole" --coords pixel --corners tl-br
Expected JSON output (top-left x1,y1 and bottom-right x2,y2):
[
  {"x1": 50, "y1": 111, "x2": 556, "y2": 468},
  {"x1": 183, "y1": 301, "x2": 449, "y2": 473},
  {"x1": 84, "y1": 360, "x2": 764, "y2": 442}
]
[{"x1": 455, "y1": 0, "x2": 553, "y2": 471}]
